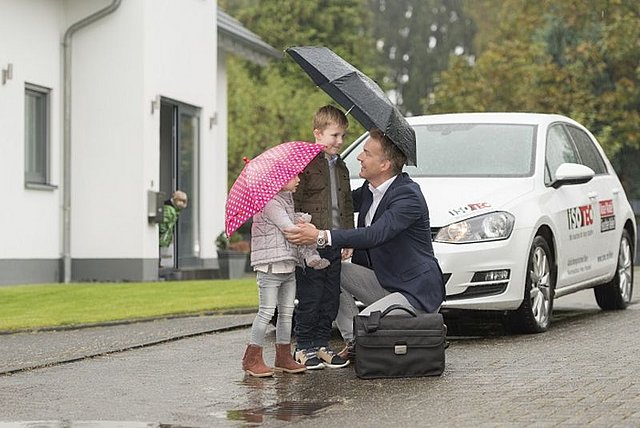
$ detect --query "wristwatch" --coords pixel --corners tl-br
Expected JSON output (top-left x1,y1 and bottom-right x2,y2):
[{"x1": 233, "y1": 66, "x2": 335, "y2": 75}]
[{"x1": 316, "y1": 230, "x2": 327, "y2": 248}]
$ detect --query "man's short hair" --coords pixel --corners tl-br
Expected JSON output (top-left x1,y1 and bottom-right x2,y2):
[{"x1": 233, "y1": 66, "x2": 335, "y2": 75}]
[
  {"x1": 369, "y1": 128, "x2": 406, "y2": 174},
  {"x1": 172, "y1": 190, "x2": 188, "y2": 204},
  {"x1": 313, "y1": 105, "x2": 349, "y2": 131}
]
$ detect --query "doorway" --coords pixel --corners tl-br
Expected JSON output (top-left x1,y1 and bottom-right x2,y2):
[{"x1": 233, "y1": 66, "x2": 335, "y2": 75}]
[{"x1": 159, "y1": 99, "x2": 200, "y2": 269}]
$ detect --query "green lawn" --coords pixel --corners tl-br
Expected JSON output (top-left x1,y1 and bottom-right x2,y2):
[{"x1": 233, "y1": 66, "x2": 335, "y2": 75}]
[{"x1": 0, "y1": 278, "x2": 258, "y2": 332}]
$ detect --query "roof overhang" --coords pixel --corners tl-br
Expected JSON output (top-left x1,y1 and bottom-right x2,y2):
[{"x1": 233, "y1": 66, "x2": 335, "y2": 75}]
[{"x1": 217, "y1": 9, "x2": 281, "y2": 66}]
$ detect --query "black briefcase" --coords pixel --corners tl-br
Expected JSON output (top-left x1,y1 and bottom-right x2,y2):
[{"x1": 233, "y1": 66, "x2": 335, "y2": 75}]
[{"x1": 354, "y1": 305, "x2": 446, "y2": 379}]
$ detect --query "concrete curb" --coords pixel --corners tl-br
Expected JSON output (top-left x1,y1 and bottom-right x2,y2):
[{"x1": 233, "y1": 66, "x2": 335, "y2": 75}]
[
  {"x1": 0, "y1": 312, "x2": 257, "y2": 376},
  {"x1": 0, "y1": 307, "x2": 257, "y2": 336}
]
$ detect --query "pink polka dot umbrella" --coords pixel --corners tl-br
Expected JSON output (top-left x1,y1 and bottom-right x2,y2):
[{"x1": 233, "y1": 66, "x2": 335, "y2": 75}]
[{"x1": 225, "y1": 141, "x2": 325, "y2": 237}]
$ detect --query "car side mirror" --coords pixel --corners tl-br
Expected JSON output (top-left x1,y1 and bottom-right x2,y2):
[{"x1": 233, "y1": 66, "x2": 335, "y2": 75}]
[{"x1": 550, "y1": 163, "x2": 595, "y2": 188}]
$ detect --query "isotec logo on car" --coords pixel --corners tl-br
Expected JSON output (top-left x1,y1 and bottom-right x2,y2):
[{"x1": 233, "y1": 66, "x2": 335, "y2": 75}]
[
  {"x1": 599, "y1": 199, "x2": 616, "y2": 232},
  {"x1": 567, "y1": 204, "x2": 594, "y2": 230},
  {"x1": 448, "y1": 202, "x2": 491, "y2": 216}
]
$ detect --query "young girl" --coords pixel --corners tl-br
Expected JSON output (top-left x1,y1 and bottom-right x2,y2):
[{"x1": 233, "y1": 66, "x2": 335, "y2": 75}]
[{"x1": 241, "y1": 174, "x2": 327, "y2": 377}]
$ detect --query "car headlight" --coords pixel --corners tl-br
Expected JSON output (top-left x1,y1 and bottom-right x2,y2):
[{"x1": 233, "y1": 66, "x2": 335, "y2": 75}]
[{"x1": 435, "y1": 211, "x2": 515, "y2": 243}]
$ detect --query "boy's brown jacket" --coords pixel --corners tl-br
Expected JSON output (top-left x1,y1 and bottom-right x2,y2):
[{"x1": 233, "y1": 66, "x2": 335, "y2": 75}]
[{"x1": 293, "y1": 153, "x2": 355, "y2": 232}]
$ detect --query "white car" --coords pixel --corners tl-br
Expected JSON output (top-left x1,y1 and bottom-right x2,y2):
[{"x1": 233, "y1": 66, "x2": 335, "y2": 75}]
[{"x1": 341, "y1": 112, "x2": 636, "y2": 333}]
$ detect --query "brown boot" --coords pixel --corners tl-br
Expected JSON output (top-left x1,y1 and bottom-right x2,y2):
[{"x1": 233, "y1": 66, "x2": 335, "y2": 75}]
[
  {"x1": 274, "y1": 343, "x2": 307, "y2": 373},
  {"x1": 242, "y1": 344, "x2": 273, "y2": 377}
]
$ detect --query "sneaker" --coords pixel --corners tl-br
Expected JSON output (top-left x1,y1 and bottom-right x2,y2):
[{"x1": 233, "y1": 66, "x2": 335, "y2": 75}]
[
  {"x1": 337, "y1": 339, "x2": 355, "y2": 361},
  {"x1": 317, "y1": 346, "x2": 350, "y2": 368},
  {"x1": 294, "y1": 348, "x2": 325, "y2": 370}
]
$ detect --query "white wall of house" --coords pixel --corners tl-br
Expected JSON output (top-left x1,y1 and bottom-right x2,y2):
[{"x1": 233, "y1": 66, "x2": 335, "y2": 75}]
[
  {"x1": 69, "y1": 0, "x2": 147, "y2": 259},
  {"x1": 0, "y1": 0, "x2": 63, "y2": 263},
  {"x1": 69, "y1": 0, "x2": 218, "y2": 258},
  {"x1": 0, "y1": 0, "x2": 227, "y2": 284}
]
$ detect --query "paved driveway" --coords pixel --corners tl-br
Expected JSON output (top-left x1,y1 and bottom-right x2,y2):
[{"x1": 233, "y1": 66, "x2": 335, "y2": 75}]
[{"x1": 0, "y1": 269, "x2": 638, "y2": 427}]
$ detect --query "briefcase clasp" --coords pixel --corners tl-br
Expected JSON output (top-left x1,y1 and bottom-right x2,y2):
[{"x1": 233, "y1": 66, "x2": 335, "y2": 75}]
[{"x1": 394, "y1": 344, "x2": 407, "y2": 355}]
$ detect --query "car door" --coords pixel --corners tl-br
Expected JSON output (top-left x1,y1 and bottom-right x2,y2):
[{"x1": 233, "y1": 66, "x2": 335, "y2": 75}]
[
  {"x1": 544, "y1": 123, "x2": 599, "y2": 287},
  {"x1": 564, "y1": 124, "x2": 619, "y2": 279}
]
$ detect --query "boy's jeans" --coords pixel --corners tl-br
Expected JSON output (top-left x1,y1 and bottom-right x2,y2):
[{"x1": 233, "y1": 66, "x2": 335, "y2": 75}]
[{"x1": 294, "y1": 247, "x2": 342, "y2": 350}]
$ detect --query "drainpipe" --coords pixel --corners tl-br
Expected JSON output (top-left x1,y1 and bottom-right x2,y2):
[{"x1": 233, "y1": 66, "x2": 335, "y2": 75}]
[{"x1": 62, "y1": 0, "x2": 122, "y2": 283}]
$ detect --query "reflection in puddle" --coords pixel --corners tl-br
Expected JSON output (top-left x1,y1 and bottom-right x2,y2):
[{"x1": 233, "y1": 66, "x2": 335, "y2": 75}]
[
  {"x1": 227, "y1": 401, "x2": 336, "y2": 425},
  {"x1": 229, "y1": 376, "x2": 338, "y2": 424}
]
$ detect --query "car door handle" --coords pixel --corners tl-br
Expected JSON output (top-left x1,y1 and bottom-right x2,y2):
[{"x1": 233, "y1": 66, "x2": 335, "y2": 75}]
[
  {"x1": 612, "y1": 187, "x2": 621, "y2": 195},
  {"x1": 587, "y1": 191, "x2": 598, "y2": 200}
]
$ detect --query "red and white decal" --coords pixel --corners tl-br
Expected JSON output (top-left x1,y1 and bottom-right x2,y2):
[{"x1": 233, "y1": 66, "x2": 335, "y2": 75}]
[
  {"x1": 599, "y1": 199, "x2": 615, "y2": 232},
  {"x1": 567, "y1": 204, "x2": 593, "y2": 230},
  {"x1": 448, "y1": 202, "x2": 491, "y2": 216}
]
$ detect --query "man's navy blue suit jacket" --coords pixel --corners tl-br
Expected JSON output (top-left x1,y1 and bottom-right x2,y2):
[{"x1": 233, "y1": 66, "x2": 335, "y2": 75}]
[{"x1": 331, "y1": 173, "x2": 445, "y2": 313}]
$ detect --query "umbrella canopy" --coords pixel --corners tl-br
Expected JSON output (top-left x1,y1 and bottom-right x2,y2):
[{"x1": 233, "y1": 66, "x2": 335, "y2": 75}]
[
  {"x1": 225, "y1": 141, "x2": 325, "y2": 237},
  {"x1": 286, "y1": 46, "x2": 416, "y2": 166}
]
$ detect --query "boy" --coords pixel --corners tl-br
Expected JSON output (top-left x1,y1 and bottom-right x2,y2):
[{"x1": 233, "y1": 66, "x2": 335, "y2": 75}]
[
  {"x1": 293, "y1": 105, "x2": 354, "y2": 369},
  {"x1": 159, "y1": 190, "x2": 188, "y2": 248}
]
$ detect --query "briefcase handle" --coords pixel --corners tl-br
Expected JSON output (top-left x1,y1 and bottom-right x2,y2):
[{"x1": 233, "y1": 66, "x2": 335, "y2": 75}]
[
  {"x1": 364, "y1": 304, "x2": 417, "y2": 333},
  {"x1": 380, "y1": 304, "x2": 417, "y2": 318}
]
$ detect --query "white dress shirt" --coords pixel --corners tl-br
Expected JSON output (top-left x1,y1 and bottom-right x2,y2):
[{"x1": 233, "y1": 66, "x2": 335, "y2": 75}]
[
  {"x1": 326, "y1": 175, "x2": 398, "y2": 245},
  {"x1": 364, "y1": 175, "x2": 397, "y2": 226}
]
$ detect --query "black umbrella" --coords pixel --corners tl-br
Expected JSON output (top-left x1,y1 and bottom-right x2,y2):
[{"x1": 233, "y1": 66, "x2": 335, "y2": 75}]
[{"x1": 286, "y1": 46, "x2": 416, "y2": 166}]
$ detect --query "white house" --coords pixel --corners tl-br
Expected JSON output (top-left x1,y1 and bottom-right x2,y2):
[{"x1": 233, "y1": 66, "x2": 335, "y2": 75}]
[{"x1": 0, "y1": 0, "x2": 279, "y2": 285}]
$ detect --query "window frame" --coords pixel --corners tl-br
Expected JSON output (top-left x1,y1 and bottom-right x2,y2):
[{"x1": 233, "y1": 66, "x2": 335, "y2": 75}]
[
  {"x1": 564, "y1": 124, "x2": 608, "y2": 175},
  {"x1": 24, "y1": 83, "x2": 54, "y2": 189},
  {"x1": 544, "y1": 123, "x2": 580, "y2": 186}
]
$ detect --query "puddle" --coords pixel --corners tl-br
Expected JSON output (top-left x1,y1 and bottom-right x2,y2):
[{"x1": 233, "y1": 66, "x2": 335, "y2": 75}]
[
  {"x1": 227, "y1": 401, "x2": 337, "y2": 424},
  {"x1": 228, "y1": 371, "x2": 339, "y2": 424}
]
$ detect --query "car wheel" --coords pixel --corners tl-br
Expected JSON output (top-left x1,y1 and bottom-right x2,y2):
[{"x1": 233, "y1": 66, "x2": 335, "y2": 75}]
[
  {"x1": 508, "y1": 235, "x2": 555, "y2": 333},
  {"x1": 594, "y1": 229, "x2": 634, "y2": 310}
]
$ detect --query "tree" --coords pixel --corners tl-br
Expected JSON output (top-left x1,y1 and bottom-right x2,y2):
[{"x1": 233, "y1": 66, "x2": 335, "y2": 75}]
[
  {"x1": 370, "y1": 0, "x2": 476, "y2": 115},
  {"x1": 429, "y1": 0, "x2": 640, "y2": 197},
  {"x1": 226, "y1": 56, "x2": 330, "y2": 187},
  {"x1": 220, "y1": 0, "x2": 376, "y2": 186}
]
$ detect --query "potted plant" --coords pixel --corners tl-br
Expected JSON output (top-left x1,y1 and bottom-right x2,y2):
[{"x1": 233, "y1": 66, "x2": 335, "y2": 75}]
[{"x1": 216, "y1": 231, "x2": 250, "y2": 279}]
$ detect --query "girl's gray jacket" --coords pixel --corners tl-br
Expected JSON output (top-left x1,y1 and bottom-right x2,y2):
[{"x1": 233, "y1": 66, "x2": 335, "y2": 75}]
[{"x1": 250, "y1": 191, "x2": 298, "y2": 267}]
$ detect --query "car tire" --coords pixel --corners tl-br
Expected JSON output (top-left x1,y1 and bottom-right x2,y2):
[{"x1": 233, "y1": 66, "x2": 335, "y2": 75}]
[
  {"x1": 594, "y1": 229, "x2": 634, "y2": 310},
  {"x1": 507, "y1": 235, "x2": 556, "y2": 334}
]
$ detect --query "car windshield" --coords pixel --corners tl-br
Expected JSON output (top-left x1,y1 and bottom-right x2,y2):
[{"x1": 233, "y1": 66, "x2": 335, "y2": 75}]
[{"x1": 344, "y1": 123, "x2": 537, "y2": 178}]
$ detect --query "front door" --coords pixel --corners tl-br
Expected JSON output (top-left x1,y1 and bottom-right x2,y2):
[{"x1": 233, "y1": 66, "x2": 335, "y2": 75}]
[
  {"x1": 545, "y1": 123, "x2": 599, "y2": 287},
  {"x1": 159, "y1": 99, "x2": 200, "y2": 269}
]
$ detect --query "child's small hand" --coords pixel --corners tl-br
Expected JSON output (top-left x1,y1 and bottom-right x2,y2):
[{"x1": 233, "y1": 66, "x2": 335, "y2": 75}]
[{"x1": 294, "y1": 212, "x2": 311, "y2": 224}]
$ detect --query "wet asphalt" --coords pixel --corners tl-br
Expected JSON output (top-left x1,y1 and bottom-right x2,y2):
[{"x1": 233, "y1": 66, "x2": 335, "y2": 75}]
[{"x1": 1, "y1": 268, "x2": 639, "y2": 427}]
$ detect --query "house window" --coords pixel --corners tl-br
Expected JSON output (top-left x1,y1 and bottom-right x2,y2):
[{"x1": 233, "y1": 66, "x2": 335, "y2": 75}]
[{"x1": 25, "y1": 84, "x2": 50, "y2": 185}]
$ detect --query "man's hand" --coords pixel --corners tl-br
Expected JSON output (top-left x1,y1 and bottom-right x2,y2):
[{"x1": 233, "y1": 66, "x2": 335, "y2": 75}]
[
  {"x1": 341, "y1": 248, "x2": 353, "y2": 260},
  {"x1": 284, "y1": 222, "x2": 319, "y2": 246}
]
